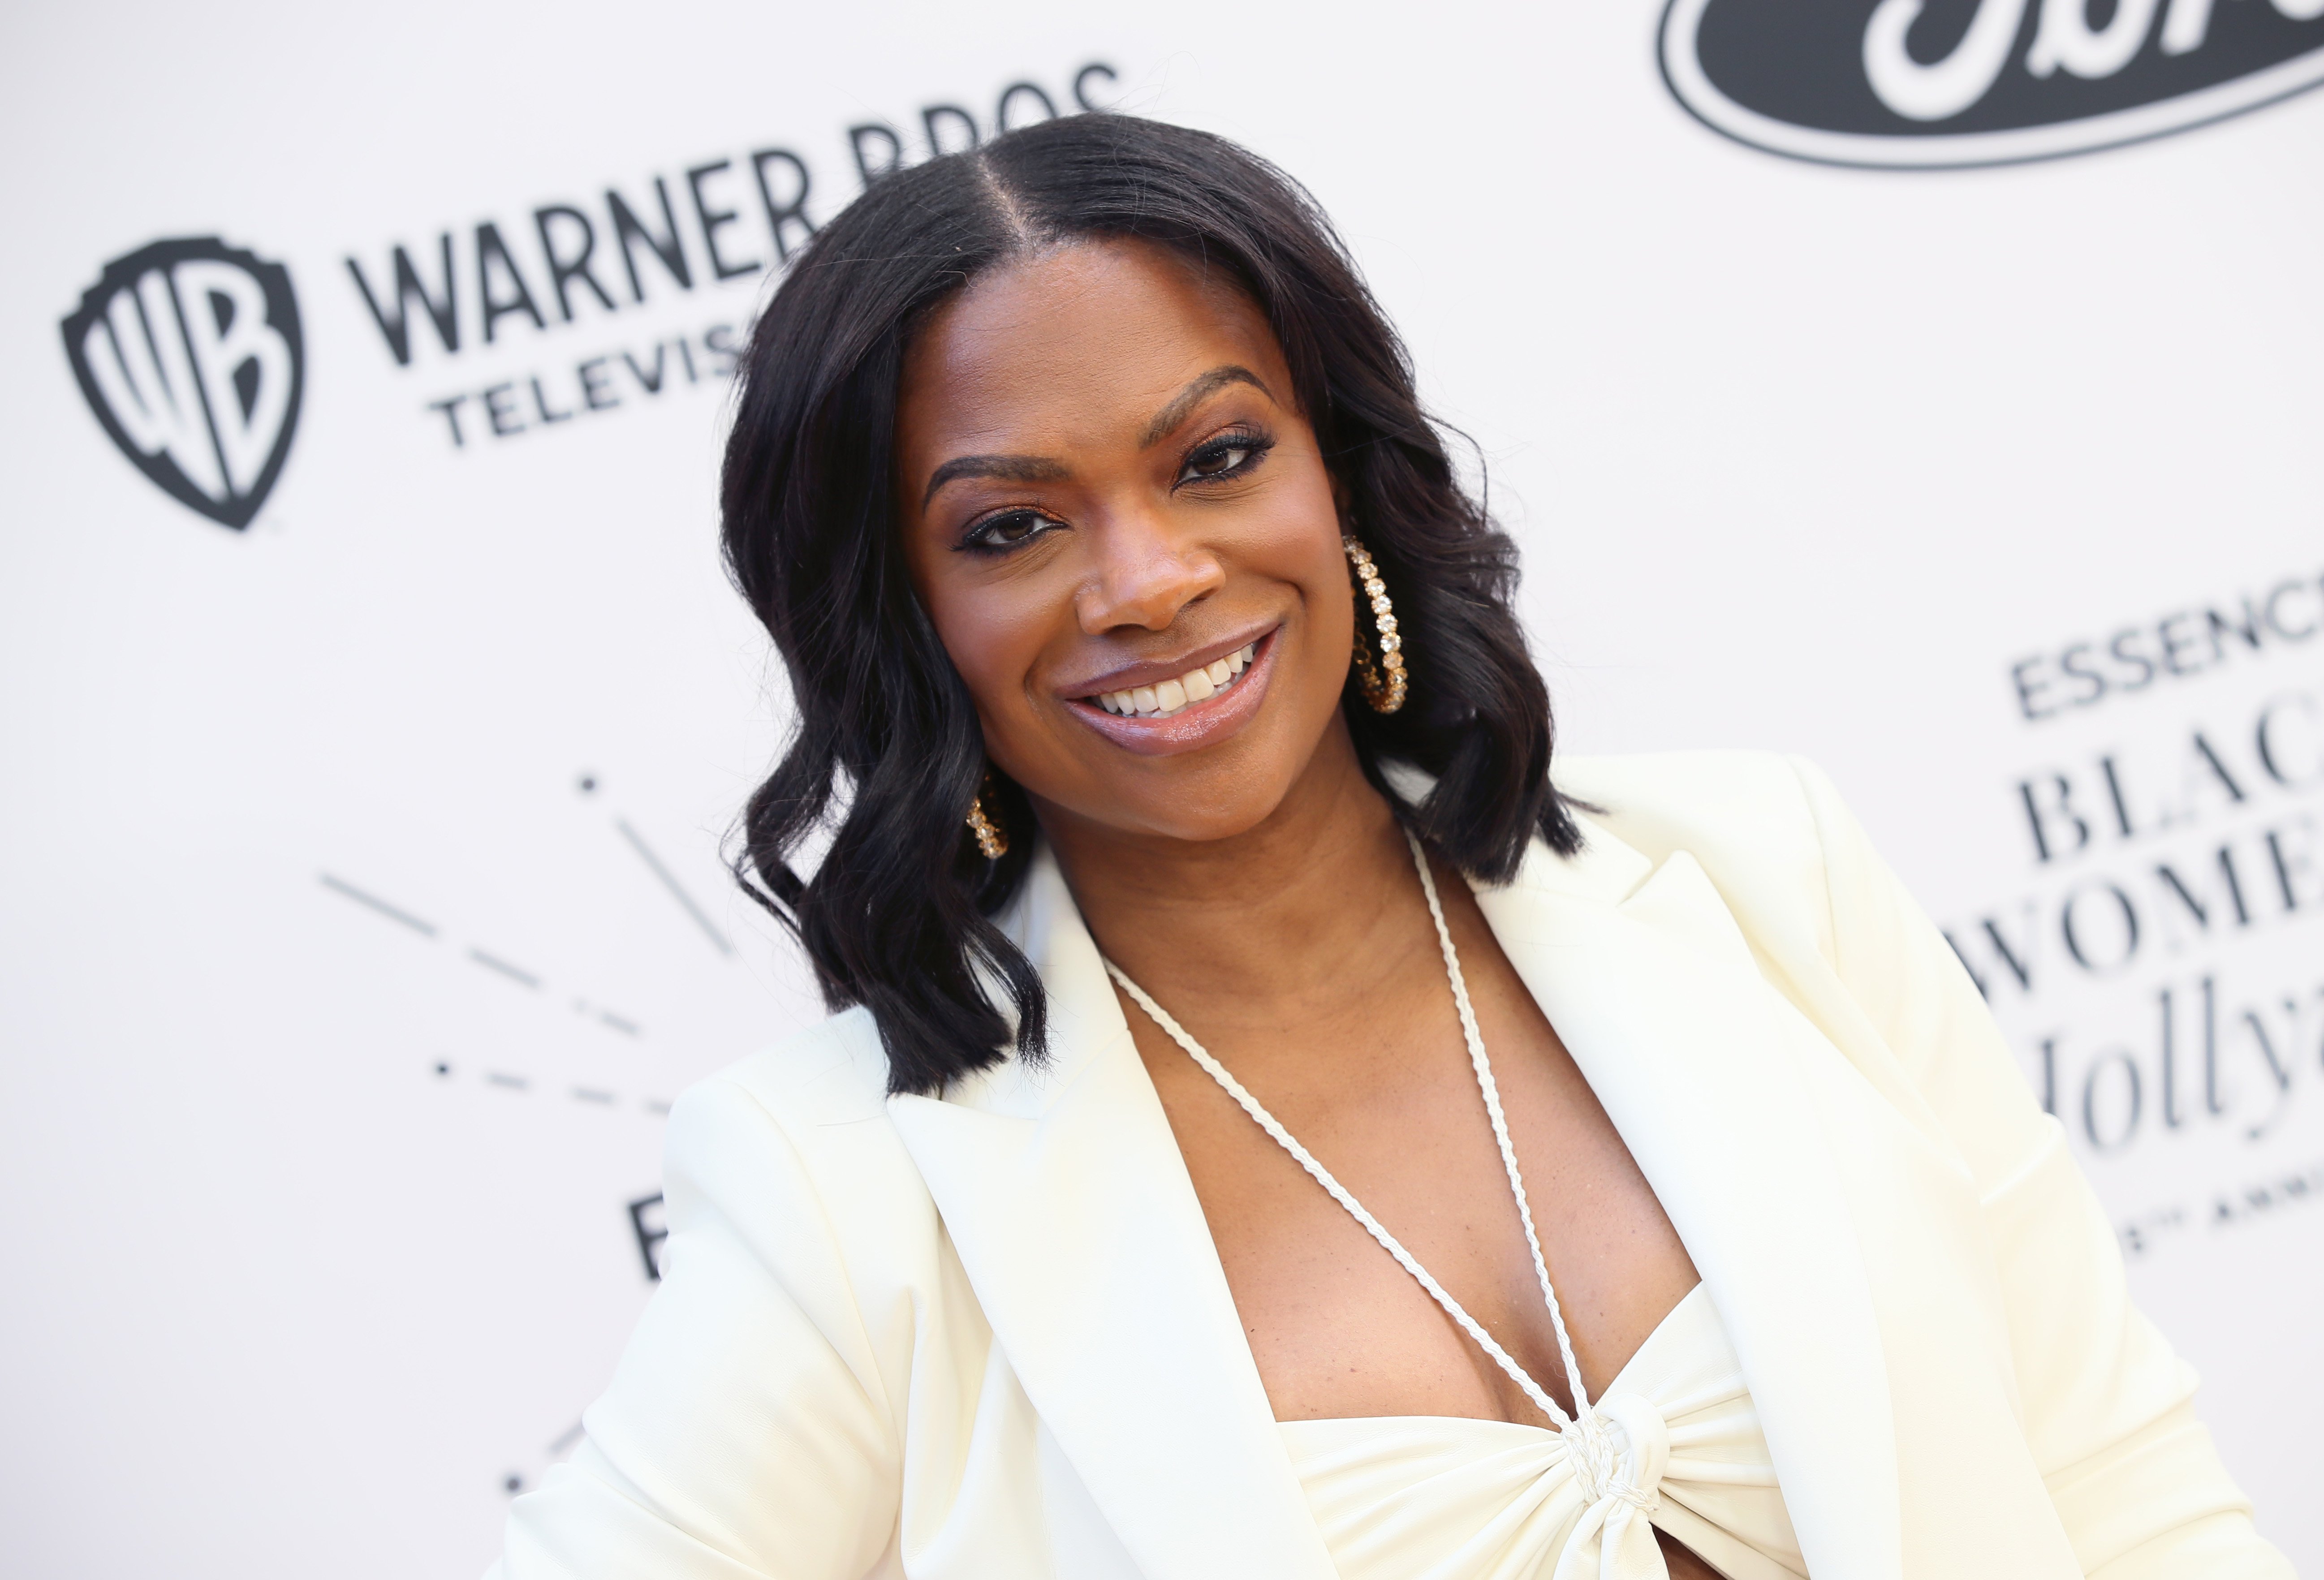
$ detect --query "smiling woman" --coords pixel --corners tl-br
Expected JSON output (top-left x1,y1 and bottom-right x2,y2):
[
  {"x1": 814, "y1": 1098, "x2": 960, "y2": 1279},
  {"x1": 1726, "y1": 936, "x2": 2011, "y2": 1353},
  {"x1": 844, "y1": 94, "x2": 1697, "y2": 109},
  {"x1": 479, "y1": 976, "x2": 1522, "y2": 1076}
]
[
  {"x1": 718, "y1": 115, "x2": 1568, "y2": 1099},
  {"x1": 488, "y1": 114, "x2": 2289, "y2": 1580}
]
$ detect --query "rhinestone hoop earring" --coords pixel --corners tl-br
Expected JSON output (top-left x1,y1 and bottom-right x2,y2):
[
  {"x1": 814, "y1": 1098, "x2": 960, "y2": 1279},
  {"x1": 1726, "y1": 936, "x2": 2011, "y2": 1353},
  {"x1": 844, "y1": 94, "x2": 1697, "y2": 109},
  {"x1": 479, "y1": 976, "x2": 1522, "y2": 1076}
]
[
  {"x1": 966, "y1": 775, "x2": 1009, "y2": 860},
  {"x1": 1344, "y1": 537, "x2": 1407, "y2": 715}
]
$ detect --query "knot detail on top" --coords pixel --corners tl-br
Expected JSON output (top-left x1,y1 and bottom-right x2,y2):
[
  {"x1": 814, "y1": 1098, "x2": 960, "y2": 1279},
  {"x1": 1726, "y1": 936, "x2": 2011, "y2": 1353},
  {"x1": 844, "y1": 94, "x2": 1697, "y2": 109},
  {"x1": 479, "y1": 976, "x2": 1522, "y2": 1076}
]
[{"x1": 1561, "y1": 1392, "x2": 1671, "y2": 1515}]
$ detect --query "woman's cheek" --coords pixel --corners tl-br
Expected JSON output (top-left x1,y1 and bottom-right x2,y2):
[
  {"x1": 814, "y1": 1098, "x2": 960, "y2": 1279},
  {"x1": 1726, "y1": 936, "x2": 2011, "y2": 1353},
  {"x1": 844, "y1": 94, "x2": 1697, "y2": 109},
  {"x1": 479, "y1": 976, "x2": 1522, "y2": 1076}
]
[{"x1": 944, "y1": 586, "x2": 1060, "y2": 735}]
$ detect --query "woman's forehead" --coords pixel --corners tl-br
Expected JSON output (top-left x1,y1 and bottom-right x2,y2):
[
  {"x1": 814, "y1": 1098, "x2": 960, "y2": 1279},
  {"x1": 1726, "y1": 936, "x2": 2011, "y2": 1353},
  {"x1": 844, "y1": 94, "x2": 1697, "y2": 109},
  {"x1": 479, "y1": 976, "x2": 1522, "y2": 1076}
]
[{"x1": 898, "y1": 240, "x2": 1285, "y2": 447}]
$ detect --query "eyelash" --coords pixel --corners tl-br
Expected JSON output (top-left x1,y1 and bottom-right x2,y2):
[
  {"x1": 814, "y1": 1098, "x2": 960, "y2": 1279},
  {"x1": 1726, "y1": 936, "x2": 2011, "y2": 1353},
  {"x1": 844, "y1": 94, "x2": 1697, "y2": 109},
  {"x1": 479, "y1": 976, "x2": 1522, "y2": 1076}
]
[
  {"x1": 1178, "y1": 428, "x2": 1273, "y2": 487},
  {"x1": 957, "y1": 508, "x2": 1059, "y2": 555},
  {"x1": 953, "y1": 429, "x2": 1276, "y2": 555}
]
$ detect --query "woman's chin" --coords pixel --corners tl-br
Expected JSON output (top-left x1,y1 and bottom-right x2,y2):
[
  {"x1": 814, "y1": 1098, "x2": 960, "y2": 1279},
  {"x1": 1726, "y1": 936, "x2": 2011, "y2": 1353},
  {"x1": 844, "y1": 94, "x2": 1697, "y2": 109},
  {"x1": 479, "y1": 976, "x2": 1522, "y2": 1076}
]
[
  {"x1": 1043, "y1": 738, "x2": 1356, "y2": 852},
  {"x1": 1087, "y1": 800, "x2": 1294, "y2": 848}
]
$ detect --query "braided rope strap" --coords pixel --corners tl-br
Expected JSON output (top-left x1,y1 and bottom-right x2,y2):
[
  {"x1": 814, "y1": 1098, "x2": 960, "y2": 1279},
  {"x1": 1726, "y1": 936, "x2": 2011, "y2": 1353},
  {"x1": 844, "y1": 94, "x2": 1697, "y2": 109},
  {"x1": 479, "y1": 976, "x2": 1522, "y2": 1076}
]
[{"x1": 1101, "y1": 828, "x2": 1600, "y2": 1433}]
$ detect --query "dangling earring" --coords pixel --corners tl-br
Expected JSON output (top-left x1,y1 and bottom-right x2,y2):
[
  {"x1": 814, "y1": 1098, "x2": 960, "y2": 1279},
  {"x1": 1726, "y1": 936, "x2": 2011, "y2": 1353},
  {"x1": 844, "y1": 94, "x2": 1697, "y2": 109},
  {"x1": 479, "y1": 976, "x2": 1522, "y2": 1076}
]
[
  {"x1": 966, "y1": 773, "x2": 1009, "y2": 859},
  {"x1": 1344, "y1": 537, "x2": 1407, "y2": 715}
]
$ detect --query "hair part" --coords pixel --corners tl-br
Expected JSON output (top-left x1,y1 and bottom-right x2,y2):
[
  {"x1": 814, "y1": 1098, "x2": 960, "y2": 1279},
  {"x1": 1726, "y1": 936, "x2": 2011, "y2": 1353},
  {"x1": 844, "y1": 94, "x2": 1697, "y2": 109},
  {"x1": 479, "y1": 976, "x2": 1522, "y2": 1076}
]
[{"x1": 721, "y1": 112, "x2": 1578, "y2": 1096}]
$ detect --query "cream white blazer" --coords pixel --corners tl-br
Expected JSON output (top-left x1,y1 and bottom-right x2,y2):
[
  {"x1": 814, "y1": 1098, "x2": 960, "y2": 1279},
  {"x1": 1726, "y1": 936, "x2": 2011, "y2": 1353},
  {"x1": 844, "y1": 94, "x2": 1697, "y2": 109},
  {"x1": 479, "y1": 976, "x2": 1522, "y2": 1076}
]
[{"x1": 492, "y1": 753, "x2": 2289, "y2": 1580}]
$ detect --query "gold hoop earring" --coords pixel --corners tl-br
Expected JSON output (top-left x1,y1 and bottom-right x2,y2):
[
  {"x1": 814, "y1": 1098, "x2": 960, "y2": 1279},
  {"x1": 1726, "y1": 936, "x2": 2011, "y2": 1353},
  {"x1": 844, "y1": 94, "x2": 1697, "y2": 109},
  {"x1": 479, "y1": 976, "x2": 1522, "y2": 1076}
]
[
  {"x1": 966, "y1": 775, "x2": 1009, "y2": 860},
  {"x1": 1344, "y1": 537, "x2": 1407, "y2": 715}
]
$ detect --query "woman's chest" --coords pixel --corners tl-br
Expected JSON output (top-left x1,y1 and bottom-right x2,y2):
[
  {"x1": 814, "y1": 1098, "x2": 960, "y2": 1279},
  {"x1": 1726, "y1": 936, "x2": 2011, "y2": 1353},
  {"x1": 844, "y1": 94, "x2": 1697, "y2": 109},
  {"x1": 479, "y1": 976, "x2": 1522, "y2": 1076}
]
[{"x1": 1126, "y1": 920, "x2": 1703, "y2": 1428}]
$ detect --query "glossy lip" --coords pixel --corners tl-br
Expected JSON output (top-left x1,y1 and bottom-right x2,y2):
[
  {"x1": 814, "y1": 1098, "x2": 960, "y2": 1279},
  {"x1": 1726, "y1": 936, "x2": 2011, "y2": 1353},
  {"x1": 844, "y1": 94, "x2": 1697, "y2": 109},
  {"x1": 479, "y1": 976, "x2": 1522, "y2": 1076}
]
[
  {"x1": 1057, "y1": 621, "x2": 1277, "y2": 701},
  {"x1": 1061, "y1": 626, "x2": 1281, "y2": 758}
]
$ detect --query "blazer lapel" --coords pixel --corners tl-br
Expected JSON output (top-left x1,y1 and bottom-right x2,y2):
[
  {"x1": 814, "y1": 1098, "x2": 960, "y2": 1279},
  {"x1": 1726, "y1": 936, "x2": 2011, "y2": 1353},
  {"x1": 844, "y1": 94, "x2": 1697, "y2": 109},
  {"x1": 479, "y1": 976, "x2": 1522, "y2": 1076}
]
[
  {"x1": 887, "y1": 847, "x2": 1338, "y2": 1580},
  {"x1": 1474, "y1": 821, "x2": 1907, "y2": 1580},
  {"x1": 886, "y1": 815, "x2": 2043, "y2": 1580}
]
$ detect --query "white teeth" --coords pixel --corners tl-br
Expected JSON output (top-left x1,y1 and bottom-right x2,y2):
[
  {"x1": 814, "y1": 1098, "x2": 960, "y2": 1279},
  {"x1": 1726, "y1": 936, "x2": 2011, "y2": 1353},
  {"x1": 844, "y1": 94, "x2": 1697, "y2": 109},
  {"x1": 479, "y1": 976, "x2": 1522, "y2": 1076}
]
[{"x1": 1094, "y1": 639, "x2": 1263, "y2": 719}]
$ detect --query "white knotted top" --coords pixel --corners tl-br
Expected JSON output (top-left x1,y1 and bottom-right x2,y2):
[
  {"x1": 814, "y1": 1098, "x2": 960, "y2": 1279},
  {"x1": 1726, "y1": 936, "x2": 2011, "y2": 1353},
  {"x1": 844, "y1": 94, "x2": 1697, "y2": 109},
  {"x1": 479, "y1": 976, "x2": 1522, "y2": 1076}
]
[{"x1": 1105, "y1": 831, "x2": 1805, "y2": 1580}]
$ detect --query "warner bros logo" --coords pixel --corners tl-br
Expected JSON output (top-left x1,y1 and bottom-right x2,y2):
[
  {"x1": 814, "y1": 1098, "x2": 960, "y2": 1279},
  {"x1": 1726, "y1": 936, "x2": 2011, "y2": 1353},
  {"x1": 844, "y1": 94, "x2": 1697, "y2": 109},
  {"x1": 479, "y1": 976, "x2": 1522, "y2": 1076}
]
[{"x1": 61, "y1": 237, "x2": 304, "y2": 530}]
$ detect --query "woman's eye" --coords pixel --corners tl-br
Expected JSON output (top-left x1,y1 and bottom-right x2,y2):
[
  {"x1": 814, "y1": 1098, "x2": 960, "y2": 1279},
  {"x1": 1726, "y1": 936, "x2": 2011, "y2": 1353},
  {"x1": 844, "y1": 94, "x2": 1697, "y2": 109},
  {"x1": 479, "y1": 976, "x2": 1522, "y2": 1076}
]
[
  {"x1": 1178, "y1": 436, "x2": 1268, "y2": 485},
  {"x1": 962, "y1": 509, "x2": 1058, "y2": 552}
]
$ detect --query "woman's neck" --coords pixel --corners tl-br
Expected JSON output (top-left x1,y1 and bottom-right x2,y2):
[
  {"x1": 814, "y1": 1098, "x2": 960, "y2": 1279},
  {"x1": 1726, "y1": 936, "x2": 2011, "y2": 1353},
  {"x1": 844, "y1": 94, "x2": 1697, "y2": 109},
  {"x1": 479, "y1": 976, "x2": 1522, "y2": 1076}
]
[{"x1": 1035, "y1": 723, "x2": 1436, "y2": 1033}]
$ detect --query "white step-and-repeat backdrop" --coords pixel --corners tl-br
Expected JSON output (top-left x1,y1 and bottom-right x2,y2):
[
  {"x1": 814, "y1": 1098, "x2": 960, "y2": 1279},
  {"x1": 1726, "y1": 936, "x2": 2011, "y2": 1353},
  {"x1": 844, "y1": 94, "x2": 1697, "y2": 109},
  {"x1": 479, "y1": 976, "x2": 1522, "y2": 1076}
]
[{"x1": 5, "y1": 1, "x2": 2320, "y2": 1573}]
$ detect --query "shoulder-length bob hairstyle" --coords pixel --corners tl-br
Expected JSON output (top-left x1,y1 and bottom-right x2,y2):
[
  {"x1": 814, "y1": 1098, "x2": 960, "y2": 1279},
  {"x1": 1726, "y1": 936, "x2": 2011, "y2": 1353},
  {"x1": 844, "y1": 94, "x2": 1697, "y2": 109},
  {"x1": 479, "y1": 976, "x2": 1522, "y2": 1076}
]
[{"x1": 722, "y1": 111, "x2": 1577, "y2": 1096}]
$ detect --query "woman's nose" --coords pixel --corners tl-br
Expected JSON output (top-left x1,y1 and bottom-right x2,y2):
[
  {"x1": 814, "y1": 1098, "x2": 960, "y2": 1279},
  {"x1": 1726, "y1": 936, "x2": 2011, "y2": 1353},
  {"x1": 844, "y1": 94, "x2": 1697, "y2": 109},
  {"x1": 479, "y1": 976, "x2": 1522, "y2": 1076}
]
[{"x1": 1074, "y1": 519, "x2": 1225, "y2": 635}]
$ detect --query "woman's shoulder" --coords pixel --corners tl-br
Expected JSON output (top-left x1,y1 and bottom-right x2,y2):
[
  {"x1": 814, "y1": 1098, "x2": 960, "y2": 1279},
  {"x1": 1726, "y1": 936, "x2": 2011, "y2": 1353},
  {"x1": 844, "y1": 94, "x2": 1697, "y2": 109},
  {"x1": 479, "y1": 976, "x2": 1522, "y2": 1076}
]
[
  {"x1": 1555, "y1": 746, "x2": 1843, "y2": 834},
  {"x1": 659, "y1": 1007, "x2": 947, "y2": 1279},
  {"x1": 1548, "y1": 749, "x2": 1954, "y2": 1030},
  {"x1": 678, "y1": 1003, "x2": 896, "y2": 1134},
  {"x1": 1552, "y1": 748, "x2": 1864, "y2": 922},
  {"x1": 1555, "y1": 749, "x2": 2045, "y2": 1164}
]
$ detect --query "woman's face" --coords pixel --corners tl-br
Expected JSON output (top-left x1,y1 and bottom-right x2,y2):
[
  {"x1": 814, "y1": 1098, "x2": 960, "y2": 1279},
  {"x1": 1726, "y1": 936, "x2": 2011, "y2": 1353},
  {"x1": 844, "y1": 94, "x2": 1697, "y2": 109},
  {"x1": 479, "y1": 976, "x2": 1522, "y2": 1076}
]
[{"x1": 897, "y1": 238, "x2": 1357, "y2": 846}]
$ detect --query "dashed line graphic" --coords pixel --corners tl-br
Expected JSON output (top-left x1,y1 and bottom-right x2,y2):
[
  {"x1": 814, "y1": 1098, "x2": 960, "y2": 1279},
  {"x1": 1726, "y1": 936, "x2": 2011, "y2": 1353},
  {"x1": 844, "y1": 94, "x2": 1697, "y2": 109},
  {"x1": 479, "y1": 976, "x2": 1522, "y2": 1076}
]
[
  {"x1": 614, "y1": 814, "x2": 734, "y2": 956},
  {"x1": 577, "y1": 770, "x2": 737, "y2": 959},
  {"x1": 317, "y1": 871, "x2": 646, "y2": 1038},
  {"x1": 319, "y1": 772, "x2": 739, "y2": 1049},
  {"x1": 436, "y1": 1060, "x2": 669, "y2": 1117},
  {"x1": 321, "y1": 771, "x2": 727, "y2": 1508},
  {"x1": 318, "y1": 872, "x2": 436, "y2": 936},
  {"x1": 467, "y1": 948, "x2": 543, "y2": 990}
]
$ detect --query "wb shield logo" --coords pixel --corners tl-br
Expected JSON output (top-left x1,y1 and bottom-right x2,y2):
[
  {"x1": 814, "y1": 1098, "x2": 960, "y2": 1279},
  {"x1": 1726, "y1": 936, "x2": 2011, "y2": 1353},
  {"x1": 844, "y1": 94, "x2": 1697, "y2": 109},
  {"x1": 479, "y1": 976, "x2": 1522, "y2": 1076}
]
[{"x1": 62, "y1": 238, "x2": 303, "y2": 530}]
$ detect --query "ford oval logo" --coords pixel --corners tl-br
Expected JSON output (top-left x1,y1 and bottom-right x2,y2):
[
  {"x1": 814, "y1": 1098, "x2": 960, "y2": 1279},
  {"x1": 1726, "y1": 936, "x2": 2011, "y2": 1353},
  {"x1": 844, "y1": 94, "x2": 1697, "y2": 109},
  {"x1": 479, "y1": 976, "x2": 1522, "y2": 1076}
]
[{"x1": 1660, "y1": 0, "x2": 2324, "y2": 168}]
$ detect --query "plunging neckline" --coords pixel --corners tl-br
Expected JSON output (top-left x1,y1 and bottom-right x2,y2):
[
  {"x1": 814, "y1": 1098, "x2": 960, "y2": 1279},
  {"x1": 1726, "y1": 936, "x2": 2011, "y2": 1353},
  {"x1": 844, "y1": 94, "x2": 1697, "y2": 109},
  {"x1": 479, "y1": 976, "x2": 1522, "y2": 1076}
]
[
  {"x1": 1272, "y1": 1280, "x2": 1710, "y2": 1431},
  {"x1": 1108, "y1": 834, "x2": 1798, "y2": 1577},
  {"x1": 1106, "y1": 829, "x2": 1602, "y2": 1434}
]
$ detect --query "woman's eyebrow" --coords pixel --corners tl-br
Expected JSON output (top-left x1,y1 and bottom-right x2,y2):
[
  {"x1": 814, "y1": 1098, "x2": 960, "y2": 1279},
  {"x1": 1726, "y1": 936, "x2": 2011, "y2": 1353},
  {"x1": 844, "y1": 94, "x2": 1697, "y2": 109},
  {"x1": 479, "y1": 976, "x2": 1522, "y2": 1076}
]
[
  {"x1": 922, "y1": 453, "x2": 1069, "y2": 509},
  {"x1": 918, "y1": 366, "x2": 1270, "y2": 508},
  {"x1": 1139, "y1": 365, "x2": 1272, "y2": 448}
]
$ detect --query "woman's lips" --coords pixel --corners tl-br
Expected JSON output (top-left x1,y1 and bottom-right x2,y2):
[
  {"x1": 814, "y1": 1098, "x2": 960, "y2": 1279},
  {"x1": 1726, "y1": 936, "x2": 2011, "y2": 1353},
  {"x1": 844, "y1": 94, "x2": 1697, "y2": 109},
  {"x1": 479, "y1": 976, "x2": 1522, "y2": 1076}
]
[
  {"x1": 1091, "y1": 641, "x2": 1256, "y2": 719},
  {"x1": 1064, "y1": 630, "x2": 1279, "y2": 757}
]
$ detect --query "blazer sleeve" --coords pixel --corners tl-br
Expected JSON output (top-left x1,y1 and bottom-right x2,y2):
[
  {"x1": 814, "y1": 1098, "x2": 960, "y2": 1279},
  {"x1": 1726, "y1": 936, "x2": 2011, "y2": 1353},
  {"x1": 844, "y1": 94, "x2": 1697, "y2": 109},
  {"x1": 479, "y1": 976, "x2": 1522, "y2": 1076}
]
[
  {"x1": 488, "y1": 1074, "x2": 904, "y2": 1580},
  {"x1": 1788, "y1": 757, "x2": 2294, "y2": 1580}
]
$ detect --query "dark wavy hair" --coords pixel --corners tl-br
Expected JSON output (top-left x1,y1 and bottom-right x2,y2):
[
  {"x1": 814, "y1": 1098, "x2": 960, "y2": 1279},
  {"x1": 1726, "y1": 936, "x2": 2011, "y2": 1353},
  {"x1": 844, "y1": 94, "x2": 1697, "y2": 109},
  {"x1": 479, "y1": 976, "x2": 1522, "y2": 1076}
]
[{"x1": 721, "y1": 112, "x2": 1578, "y2": 1095}]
